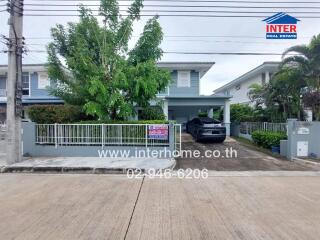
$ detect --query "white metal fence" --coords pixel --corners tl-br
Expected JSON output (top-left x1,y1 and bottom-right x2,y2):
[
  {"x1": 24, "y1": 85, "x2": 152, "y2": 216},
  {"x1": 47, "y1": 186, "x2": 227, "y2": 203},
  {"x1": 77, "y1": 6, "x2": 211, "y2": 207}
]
[
  {"x1": 240, "y1": 122, "x2": 287, "y2": 135},
  {"x1": 35, "y1": 124, "x2": 181, "y2": 149},
  {"x1": 174, "y1": 124, "x2": 182, "y2": 153}
]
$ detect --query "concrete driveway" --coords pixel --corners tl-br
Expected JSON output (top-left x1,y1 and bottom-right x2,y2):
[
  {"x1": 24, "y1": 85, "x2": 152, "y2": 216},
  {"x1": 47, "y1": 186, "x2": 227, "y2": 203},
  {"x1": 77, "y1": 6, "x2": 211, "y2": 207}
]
[
  {"x1": 175, "y1": 133, "x2": 320, "y2": 171},
  {"x1": 0, "y1": 173, "x2": 320, "y2": 240}
]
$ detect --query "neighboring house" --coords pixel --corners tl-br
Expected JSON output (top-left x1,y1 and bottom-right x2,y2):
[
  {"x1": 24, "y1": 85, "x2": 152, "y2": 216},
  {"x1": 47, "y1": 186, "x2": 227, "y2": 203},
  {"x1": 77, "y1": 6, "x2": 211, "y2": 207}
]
[
  {"x1": 213, "y1": 61, "x2": 280, "y2": 105},
  {"x1": 0, "y1": 62, "x2": 232, "y2": 135},
  {"x1": 0, "y1": 64, "x2": 63, "y2": 121}
]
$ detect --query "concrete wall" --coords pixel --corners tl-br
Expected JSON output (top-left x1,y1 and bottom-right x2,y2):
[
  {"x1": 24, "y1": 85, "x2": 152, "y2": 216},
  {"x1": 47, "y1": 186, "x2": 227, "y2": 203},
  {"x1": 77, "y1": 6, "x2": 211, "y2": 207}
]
[
  {"x1": 286, "y1": 119, "x2": 320, "y2": 160},
  {"x1": 22, "y1": 122, "x2": 176, "y2": 158}
]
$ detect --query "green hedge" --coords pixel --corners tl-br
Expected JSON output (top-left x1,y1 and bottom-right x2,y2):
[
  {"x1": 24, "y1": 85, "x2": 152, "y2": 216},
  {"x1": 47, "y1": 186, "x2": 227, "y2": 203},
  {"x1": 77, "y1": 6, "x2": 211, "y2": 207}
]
[
  {"x1": 198, "y1": 112, "x2": 208, "y2": 117},
  {"x1": 27, "y1": 105, "x2": 86, "y2": 124},
  {"x1": 251, "y1": 130, "x2": 287, "y2": 149},
  {"x1": 139, "y1": 107, "x2": 166, "y2": 120},
  {"x1": 76, "y1": 120, "x2": 171, "y2": 124}
]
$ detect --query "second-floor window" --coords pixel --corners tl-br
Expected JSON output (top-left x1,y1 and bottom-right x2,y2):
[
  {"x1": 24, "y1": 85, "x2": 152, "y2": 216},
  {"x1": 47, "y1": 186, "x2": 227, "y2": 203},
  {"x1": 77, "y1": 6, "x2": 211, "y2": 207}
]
[
  {"x1": 0, "y1": 75, "x2": 6, "y2": 97},
  {"x1": 22, "y1": 72, "x2": 30, "y2": 96},
  {"x1": 38, "y1": 72, "x2": 50, "y2": 89},
  {"x1": 177, "y1": 71, "x2": 191, "y2": 88}
]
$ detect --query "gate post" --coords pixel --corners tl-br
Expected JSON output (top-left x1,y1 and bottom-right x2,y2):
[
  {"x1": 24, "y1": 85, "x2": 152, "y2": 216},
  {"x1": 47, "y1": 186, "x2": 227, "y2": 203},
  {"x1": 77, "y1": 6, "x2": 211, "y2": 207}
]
[
  {"x1": 54, "y1": 123, "x2": 58, "y2": 149},
  {"x1": 145, "y1": 124, "x2": 148, "y2": 148},
  {"x1": 286, "y1": 119, "x2": 297, "y2": 160}
]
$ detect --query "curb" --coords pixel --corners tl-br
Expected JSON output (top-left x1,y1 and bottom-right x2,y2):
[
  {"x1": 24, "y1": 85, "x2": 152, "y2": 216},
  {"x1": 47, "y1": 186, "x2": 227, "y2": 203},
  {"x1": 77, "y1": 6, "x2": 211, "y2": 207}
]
[
  {"x1": 0, "y1": 161, "x2": 176, "y2": 174},
  {"x1": 292, "y1": 157, "x2": 320, "y2": 166},
  {"x1": 1, "y1": 166, "x2": 137, "y2": 174}
]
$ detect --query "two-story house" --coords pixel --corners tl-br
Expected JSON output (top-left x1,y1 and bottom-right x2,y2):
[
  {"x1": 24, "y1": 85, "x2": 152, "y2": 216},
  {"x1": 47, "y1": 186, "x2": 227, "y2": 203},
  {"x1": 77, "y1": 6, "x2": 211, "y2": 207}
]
[
  {"x1": 213, "y1": 61, "x2": 280, "y2": 105},
  {"x1": 0, "y1": 62, "x2": 232, "y2": 135},
  {"x1": 155, "y1": 62, "x2": 231, "y2": 134},
  {"x1": 0, "y1": 64, "x2": 63, "y2": 121}
]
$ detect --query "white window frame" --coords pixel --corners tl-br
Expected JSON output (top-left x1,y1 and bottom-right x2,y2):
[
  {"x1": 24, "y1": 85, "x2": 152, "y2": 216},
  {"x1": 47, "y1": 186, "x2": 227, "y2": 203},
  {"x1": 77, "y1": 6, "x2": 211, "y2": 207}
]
[
  {"x1": 21, "y1": 72, "x2": 30, "y2": 96},
  {"x1": 177, "y1": 71, "x2": 191, "y2": 88},
  {"x1": 37, "y1": 72, "x2": 50, "y2": 89}
]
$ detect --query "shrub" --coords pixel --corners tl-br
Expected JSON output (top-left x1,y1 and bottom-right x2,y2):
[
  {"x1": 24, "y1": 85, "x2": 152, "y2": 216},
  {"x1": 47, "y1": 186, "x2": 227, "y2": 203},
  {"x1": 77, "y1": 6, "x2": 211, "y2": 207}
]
[
  {"x1": 27, "y1": 105, "x2": 86, "y2": 123},
  {"x1": 76, "y1": 120, "x2": 171, "y2": 124},
  {"x1": 198, "y1": 112, "x2": 208, "y2": 117},
  {"x1": 231, "y1": 104, "x2": 256, "y2": 123},
  {"x1": 139, "y1": 106, "x2": 166, "y2": 120},
  {"x1": 251, "y1": 130, "x2": 287, "y2": 149}
]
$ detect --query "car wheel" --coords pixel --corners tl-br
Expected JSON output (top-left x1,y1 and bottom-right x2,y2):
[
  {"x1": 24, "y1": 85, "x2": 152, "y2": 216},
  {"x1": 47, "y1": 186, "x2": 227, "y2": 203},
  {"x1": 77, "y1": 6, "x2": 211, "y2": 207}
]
[{"x1": 195, "y1": 132, "x2": 200, "y2": 142}]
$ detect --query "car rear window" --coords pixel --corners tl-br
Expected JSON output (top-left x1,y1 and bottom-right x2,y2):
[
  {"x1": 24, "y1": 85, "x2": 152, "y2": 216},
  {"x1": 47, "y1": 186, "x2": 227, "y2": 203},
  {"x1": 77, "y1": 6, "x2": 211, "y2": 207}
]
[{"x1": 200, "y1": 118, "x2": 221, "y2": 124}]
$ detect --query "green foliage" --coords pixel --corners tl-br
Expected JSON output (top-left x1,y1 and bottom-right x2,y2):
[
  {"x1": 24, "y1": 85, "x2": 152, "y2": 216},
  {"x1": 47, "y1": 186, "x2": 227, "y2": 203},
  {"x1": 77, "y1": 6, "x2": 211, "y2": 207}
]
[
  {"x1": 76, "y1": 120, "x2": 170, "y2": 124},
  {"x1": 247, "y1": 34, "x2": 320, "y2": 121},
  {"x1": 303, "y1": 91, "x2": 320, "y2": 120},
  {"x1": 247, "y1": 67, "x2": 306, "y2": 121},
  {"x1": 27, "y1": 105, "x2": 86, "y2": 123},
  {"x1": 248, "y1": 83, "x2": 265, "y2": 108},
  {"x1": 281, "y1": 34, "x2": 320, "y2": 120},
  {"x1": 198, "y1": 112, "x2": 208, "y2": 117},
  {"x1": 47, "y1": 0, "x2": 170, "y2": 120},
  {"x1": 251, "y1": 131, "x2": 287, "y2": 149},
  {"x1": 230, "y1": 104, "x2": 256, "y2": 123},
  {"x1": 212, "y1": 108, "x2": 223, "y2": 121},
  {"x1": 139, "y1": 106, "x2": 166, "y2": 120}
]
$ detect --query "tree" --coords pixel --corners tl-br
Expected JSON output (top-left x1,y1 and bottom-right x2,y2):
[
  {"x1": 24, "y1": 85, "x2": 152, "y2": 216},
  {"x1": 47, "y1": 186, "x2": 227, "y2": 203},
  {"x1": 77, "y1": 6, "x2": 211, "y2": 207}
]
[
  {"x1": 266, "y1": 68, "x2": 305, "y2": 120},
  {"x1": 230, "y1": 104, "x2": 256, "y2": 123},
  {"x1": 47, "y1": 0, "x2": 170, "y2": 120},
  {"x1": 248, "y1": 83, "x2": 266, "y2": 108},
  {"x1": 281, "y1": 34, "x2": 320, "y2": 120}
]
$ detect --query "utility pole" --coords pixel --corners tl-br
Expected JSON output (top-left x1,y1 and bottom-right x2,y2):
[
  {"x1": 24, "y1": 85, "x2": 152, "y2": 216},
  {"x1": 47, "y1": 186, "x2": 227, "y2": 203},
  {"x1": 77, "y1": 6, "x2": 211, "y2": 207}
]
[{"x1": 6, "y1": 0, "x2": 23, "y2": 164}]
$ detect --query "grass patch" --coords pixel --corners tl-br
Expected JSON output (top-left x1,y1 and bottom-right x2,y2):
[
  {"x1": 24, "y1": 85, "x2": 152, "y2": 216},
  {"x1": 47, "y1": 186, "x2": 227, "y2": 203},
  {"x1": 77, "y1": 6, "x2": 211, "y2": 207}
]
[{"x1": 232, "y1": 136, "x2": 283, "y2": 158}]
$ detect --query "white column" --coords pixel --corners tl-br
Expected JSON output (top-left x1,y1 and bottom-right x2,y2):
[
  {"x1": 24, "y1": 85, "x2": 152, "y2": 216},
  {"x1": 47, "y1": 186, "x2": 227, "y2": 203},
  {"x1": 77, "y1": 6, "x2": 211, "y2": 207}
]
[
  {"x1": 223, "y1": 100, "x2": 231, "y2": 136},
  {"x1": 208, "y1": 108, "x2": 214, "y2": 118},
  {"x1": 265, "y1": 71, "x2": 270, "y2": 83},
  {"x1": 163, "y1": 100, "x2": 169, "y2": 120}
]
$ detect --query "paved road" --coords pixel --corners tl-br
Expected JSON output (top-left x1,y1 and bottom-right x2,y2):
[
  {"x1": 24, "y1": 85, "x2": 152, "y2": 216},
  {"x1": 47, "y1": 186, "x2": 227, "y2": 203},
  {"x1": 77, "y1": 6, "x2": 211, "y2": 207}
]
[
  {"x1": 0, "y1": 173, "x2": 320, "y2": 240},
  {"x1": 175, "y1": 133, "x2": 320, "y2": 171}
]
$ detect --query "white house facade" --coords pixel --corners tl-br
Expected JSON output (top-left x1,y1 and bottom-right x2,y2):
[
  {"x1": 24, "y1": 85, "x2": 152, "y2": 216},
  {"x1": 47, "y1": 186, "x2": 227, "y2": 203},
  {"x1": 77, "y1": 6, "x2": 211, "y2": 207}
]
[{"x1": 213, "y1": 61, "x2": 280, "y2": 105}]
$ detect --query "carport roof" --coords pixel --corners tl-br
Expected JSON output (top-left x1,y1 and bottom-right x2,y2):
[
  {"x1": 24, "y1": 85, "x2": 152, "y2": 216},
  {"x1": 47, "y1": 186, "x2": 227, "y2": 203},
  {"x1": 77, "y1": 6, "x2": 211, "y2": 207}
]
[
  {"x1": 164, "y1": 94, "x2": 231, "y2": 99},
  {"x1": 165, "y1": 94, "x2": 231, "y2": 107}
]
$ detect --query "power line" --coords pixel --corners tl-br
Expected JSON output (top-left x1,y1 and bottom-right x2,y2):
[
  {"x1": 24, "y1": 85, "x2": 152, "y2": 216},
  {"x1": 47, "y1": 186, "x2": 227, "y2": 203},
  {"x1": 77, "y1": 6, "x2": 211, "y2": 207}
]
[
  {"x1": 23, "y1": 48, "x2": 299, "y2": 55},
  {"x1": 20, "y1": 13, "x2": 320, "y2": 18},
  {"x1": 22, "y1": 0, "x2": 320, "y2": 3},
  {"x1": 7, "y1": 34, "x2": 312, "y2": 39},
  {"x1": 21, "y1": 9, "x2": 320, "y2": 14},
  {"x1": 164, "y1": 51, "x2": 293, "y2": 55},
  {"x1": 24, "y1": 39, "x2": 296, "y2": 45},
  {"x1": 22, "y1": 3, "x2": 320, "y2": 9}
]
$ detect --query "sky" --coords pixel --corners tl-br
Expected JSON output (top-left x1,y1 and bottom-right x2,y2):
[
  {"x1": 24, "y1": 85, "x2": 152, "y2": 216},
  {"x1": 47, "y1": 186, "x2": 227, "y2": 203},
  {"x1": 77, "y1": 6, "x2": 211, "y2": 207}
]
[{"x1": 1, "y1": 0, "x2": 320, "y2": 95}]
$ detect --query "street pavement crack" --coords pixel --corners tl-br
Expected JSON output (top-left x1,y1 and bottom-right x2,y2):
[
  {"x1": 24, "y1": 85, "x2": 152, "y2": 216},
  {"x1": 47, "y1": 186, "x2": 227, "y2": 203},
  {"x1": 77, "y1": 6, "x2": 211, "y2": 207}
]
[{"x1": 124, "y1": 175, "x2": 145, "y2": 240}]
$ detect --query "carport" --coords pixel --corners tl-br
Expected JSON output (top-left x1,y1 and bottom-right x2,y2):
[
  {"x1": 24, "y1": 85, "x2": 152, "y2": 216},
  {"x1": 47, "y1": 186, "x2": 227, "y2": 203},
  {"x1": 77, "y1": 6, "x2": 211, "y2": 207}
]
[{"x1": 162, "y1": 95, "x2": 232, "y2": 135}]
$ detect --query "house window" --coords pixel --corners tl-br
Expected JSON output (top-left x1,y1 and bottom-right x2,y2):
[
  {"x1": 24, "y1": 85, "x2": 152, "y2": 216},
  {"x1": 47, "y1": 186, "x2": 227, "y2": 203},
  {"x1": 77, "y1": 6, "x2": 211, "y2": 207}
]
[
  {"x1": 22, "y1": 72, "x2": 30, "y2": 96},
  {"x1": 235, "y1": 84, "x2": 241, "y2": 90},
  {"x1": 38, "y1": 72, "x2": 50, "y2": 89},
  {"x1": 177, "y1": 71, "x2": 191, "y2": 87},
  {"x1": 262, "y1": 72, "x2": 266, "y2": 85},
  {"x1": 0, "y1": 75, "x2": 6, "y2": 96}
]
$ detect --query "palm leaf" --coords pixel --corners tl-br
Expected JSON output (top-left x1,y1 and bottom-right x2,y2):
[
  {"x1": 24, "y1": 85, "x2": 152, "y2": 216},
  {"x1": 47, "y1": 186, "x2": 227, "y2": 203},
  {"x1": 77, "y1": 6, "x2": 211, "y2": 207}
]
[{"x1": 282, "y1": 45, "x2": 310, "y2": 60}]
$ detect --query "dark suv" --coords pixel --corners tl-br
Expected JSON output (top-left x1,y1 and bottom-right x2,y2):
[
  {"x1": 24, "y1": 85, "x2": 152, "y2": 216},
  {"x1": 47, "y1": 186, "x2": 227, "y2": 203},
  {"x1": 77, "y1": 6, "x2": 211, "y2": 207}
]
[{"x1": 186, "y1": 117, "x2": 226, "y2": 142}]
